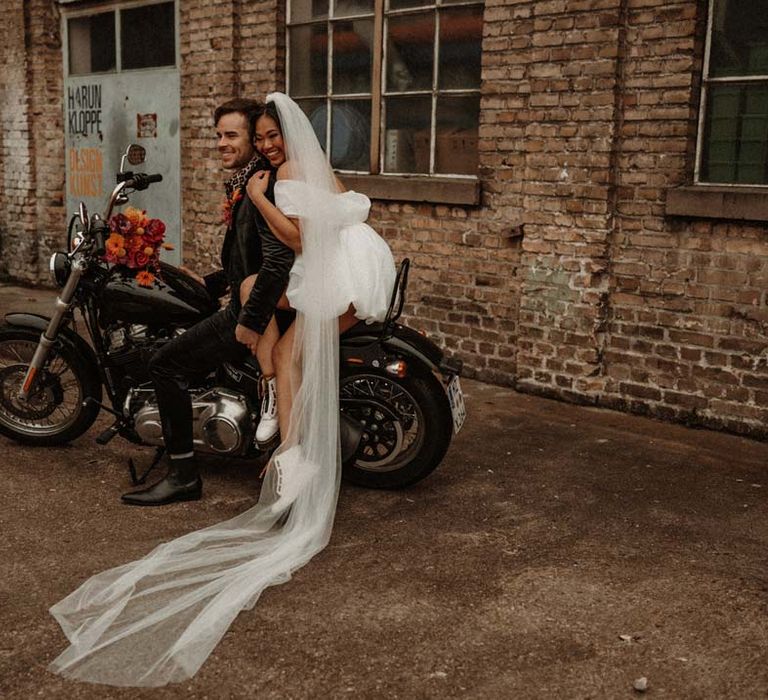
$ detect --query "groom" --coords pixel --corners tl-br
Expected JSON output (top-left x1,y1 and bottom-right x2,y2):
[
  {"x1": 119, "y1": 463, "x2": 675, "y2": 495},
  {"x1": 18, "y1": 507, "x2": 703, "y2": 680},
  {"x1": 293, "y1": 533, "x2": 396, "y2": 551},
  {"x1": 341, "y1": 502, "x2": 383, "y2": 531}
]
[{"x1": 121, "y1": 97, "x2": 294, "y2": 506}]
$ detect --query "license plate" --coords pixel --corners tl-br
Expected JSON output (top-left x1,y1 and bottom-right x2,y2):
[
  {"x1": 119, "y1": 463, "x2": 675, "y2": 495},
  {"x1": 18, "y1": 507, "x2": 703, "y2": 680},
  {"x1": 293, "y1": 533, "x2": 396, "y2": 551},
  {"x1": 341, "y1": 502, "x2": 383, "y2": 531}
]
[{"x1": 447, "y1": 375, "x2": 466, "y2": 434}]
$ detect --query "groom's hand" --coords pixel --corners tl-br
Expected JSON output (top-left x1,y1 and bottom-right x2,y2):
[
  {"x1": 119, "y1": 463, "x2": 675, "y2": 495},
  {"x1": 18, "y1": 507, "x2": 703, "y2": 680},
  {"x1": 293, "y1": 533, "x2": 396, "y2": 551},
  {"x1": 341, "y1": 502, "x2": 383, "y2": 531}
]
[{"x1": 235, "y1": 323, "x2": 262, "y2": 356}]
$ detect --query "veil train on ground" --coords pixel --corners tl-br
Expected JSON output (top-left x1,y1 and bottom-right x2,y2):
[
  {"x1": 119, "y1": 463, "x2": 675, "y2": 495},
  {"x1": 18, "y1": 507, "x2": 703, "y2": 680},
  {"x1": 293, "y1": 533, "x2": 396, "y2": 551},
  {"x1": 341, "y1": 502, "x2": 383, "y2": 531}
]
[{"x1": 48, "y1": 92, "x2": 345, "y2": 687}]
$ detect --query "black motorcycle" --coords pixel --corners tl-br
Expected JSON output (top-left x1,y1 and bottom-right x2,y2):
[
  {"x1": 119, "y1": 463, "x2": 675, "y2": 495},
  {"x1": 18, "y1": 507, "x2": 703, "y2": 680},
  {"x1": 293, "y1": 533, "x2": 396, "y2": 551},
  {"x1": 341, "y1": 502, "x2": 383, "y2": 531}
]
[{"x1": 0, "y1": 145, "x2": 466, "y2": 488}]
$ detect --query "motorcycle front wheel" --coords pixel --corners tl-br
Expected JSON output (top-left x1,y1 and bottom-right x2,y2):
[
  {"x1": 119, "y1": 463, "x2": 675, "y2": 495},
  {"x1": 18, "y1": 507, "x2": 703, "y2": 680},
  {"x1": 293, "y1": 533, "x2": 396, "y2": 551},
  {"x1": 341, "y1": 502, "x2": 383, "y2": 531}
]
[
  {"x1": 0, "y1": 326, "x2": 102, "y2": 445},
  {"x1": 340, "y1": 368, "x2": 453, "y2": 488}
]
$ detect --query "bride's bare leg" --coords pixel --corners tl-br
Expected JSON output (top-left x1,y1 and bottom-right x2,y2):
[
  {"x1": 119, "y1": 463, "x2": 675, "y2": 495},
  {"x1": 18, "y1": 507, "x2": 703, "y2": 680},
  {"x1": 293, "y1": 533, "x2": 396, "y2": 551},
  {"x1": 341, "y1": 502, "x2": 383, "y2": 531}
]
[
  {"x1": 273, "y1": 321, "x2": 298, "y2": 440},
  {"x1": 338, "y1": 306, "x2": 358, "y2": 334},
  {"x1": 241, "y1": 275, "x2": 288, "y2": 444},
  {"x1": 239, "y1": 274, "x2": 257, "y2": 305},
  {"x1": 239, "y1": 274, "x2": 282, "y2": 375},
  {"x1": 273, "y1": 305, "x2": 358, "y2": 441}
]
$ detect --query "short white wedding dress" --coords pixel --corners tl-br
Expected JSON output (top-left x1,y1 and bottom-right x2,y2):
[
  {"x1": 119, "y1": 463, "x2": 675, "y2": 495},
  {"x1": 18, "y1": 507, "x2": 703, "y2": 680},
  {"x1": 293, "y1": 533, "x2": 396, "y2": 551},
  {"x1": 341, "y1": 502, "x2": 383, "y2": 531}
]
[{"x1": 276, "y1": 180, "x2": 396, "y2": 323}]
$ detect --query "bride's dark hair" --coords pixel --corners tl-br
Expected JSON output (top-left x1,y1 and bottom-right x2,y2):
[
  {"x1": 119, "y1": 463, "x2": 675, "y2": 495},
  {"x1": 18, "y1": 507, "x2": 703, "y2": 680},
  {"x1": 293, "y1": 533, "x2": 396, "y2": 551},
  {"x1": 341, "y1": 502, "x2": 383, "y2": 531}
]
[{"x1": 255, "y1": 101, "x2": 283, "y2": 135}]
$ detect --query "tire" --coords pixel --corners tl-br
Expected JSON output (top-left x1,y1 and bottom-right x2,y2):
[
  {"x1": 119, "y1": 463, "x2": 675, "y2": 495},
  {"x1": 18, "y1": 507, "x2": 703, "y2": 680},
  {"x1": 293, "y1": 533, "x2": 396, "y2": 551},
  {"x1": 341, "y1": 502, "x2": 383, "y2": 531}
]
[
  {"x1": 340, "y1": 367, "x2": 453, "y2": 488},
  {"x1": 0, "y1": 326, "x2": 102, "y2": 445}
]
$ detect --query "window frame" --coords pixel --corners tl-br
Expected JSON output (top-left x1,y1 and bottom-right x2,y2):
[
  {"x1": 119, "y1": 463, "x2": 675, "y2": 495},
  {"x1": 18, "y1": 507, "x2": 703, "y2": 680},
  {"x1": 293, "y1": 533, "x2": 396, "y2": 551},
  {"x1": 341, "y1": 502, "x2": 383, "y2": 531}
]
[
  {"x1": 285, "y1": 0, "x2": 483, "y2": 203},
  {"x1": 62, "y1": 0, "x2": 179, "y2": 78},
  {"x1": 694, "y1": 0, "x2": 768, "y2": 189}
]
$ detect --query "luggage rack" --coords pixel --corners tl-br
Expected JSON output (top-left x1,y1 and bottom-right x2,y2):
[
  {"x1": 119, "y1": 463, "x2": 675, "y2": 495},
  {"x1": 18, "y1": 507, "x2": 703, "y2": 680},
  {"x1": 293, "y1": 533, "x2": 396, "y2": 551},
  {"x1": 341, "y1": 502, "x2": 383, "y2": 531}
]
[{"x1": 381, "y1": 257, "x2": 410, "y2": 340}]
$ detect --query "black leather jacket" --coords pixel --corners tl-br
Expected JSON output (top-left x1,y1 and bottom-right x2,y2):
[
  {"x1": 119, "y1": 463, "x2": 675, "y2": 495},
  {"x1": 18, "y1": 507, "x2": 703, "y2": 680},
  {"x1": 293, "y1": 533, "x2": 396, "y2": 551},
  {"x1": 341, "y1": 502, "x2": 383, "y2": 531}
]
[{"x1": 204, "y1": 177, "x2": 294, "y2": 334}]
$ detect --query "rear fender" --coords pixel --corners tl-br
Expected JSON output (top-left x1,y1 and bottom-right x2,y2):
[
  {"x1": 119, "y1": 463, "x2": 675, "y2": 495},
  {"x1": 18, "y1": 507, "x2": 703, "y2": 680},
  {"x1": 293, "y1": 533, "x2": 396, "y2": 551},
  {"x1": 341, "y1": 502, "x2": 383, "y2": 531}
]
[{"x1": 341, "y1": 322, "x2": 461, "y2": 378}]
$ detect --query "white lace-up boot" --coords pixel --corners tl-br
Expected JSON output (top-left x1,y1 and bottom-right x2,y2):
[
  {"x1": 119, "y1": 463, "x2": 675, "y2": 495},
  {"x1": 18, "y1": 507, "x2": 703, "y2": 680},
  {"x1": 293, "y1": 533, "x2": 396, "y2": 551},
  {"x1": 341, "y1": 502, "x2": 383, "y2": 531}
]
[
  {"x1": 270, "y1": 445, "x2": 319, "y2": 511},
  {"x1": 255, "y1": 375, "x2": 279, "y2": 445}
]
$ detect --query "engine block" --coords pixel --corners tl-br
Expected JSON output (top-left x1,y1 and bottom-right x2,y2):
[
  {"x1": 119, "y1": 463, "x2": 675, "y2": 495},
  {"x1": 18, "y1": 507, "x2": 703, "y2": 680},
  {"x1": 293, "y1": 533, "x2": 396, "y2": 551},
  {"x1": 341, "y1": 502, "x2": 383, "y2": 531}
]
[{"x1": 132, "y1": 387, "x2": 254, "y2": 455}]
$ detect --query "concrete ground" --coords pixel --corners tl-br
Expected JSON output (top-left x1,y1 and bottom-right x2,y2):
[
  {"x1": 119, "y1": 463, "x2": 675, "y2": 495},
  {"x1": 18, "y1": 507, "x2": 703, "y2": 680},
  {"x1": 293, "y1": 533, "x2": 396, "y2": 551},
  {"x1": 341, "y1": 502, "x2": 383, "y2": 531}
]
[{"x1": 0, "y1": 283, "x2": 767, "y2": 699}]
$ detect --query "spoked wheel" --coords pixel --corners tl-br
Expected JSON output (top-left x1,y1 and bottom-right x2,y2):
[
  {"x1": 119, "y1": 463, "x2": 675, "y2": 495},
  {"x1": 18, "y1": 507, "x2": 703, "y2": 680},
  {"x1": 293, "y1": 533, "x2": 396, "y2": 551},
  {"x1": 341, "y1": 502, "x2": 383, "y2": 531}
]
[
  {"x1": 340, "y1": 369, "x2": 453, "y2": 488},
  {"x1": 0, "y1": 327, "x2": 101, "y2": 445}
]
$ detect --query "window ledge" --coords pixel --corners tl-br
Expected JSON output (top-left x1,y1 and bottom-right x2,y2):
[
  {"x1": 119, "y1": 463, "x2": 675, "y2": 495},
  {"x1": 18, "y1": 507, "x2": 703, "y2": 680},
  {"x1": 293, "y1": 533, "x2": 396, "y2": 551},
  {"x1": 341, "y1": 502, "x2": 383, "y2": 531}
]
[
  {"x1": 666, "y1": 185, "x2": 768, "y2": 222},
  {"x1": 338, "y1": 174, "x2": 480, "y2": 206}
]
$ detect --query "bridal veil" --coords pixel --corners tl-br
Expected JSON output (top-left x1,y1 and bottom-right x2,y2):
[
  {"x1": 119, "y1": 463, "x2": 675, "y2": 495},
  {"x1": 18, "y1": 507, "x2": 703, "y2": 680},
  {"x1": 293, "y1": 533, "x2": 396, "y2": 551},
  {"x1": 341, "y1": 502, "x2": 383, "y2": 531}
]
[{"x1": 48, "y1": 92, "x2": 345, "y2": 686}]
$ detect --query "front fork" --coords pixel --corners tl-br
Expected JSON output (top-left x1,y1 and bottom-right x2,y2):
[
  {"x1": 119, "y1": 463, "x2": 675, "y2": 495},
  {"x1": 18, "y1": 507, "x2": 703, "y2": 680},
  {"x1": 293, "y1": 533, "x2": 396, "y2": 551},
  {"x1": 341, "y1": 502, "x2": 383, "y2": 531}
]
[{"x1": 17, "y1": 258, "x2": 85, "y2": 400}]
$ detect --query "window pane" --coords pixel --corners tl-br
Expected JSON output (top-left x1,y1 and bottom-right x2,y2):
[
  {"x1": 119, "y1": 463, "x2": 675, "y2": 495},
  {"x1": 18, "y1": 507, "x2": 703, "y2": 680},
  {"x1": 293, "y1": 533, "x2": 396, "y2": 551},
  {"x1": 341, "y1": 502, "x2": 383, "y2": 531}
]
[
  {"x1": 335, "y1": 0, "x2": 374, "y2": 17},
  {"x1": 331, "y1": 100, "x2": 371, "y2": 170},
  {"x1": 289, "y1": 25, "x2": 328, "y2": 96},
  {"x1": 296, "y1": 98, "x2": 328, "y2": 151},
  {"x1": 435, "y1": 95, "x2": 479, "y2": 174},
  {"x1": 386, "y1": 13, "x2": 435, "y2": 91},
  {"x1": 333, "y1": 20, "x2": 373, "y2": 94},
  {"x1": 710, "y1": 0, "x2": 768, "y2": 77},
  {"x1": 438, "y1": 6, "x2": 482, "y2": 89},
  {"x1": 68, "y1": 13, "x2": 116, "y2": 75},
  {"x1": 384, "y1": 95, "x2": 431, "y2": 172},
  {"x1": 121, "y1": 3, "x2": 175, "y2": 70},
  {"x1": 290, "y1": 0, "x2": 329, "y2": 23},
  {"x1": 701, "y1": 84, "x2": 768, "y2": 184}
]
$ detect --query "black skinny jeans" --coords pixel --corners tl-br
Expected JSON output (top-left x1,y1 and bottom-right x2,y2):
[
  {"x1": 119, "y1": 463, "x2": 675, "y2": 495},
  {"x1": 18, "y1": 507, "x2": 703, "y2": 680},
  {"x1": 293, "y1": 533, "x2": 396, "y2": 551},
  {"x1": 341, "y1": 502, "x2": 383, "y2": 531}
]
[{"x1": 148, "y1": 306, "x2": 249, "y2": 455}]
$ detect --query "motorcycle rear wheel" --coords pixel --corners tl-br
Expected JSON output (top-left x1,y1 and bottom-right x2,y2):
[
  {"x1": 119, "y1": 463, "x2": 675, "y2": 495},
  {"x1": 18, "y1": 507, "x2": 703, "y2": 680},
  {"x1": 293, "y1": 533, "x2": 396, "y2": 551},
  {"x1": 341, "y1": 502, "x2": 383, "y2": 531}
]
[
  {"x1": 0, "y1": 326, "x2": 102, "y2": 445},
  {"x1": 340, "y1": 368, "x2": 453, "y2": 488}
]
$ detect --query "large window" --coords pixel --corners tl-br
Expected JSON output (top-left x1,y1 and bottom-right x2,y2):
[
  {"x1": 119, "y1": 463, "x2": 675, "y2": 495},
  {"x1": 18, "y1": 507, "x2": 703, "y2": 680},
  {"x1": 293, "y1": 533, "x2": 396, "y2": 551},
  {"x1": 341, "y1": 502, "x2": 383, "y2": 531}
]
[
  {"x1": 697, "y1": 0, "x2": 768, "y2": 185},
  {"x1": 67, "y1": 1, "x2": 176, "y2": 76},
  {"x1": 287, "y1": 0, "x2": 483, "y2": 177}
]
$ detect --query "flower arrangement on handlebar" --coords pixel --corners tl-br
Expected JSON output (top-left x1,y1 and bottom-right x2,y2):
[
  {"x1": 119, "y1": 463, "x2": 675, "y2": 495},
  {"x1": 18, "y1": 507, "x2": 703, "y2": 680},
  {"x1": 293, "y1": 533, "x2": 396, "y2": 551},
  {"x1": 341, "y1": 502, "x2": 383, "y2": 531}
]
[{"x1": 103, "y1": 206, "x2": 173, "y2": 287}]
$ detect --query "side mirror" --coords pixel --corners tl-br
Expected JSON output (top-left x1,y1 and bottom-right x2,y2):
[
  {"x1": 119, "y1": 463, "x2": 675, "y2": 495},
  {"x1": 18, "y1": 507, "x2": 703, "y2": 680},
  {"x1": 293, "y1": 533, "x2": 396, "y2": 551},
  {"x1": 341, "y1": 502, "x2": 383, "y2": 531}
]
[
  {"x1": 127, "y1": 144, "x2": 146, "y2": 165},
  {"x1": 119, "y1": 144, "x2": 146, "y2": 173}
]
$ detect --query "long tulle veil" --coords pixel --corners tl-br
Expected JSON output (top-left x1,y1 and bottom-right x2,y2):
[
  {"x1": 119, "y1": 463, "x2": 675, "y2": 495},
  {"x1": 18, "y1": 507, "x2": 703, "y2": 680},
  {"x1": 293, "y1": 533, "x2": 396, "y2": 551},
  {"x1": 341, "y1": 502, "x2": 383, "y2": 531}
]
[{"x1": 48, "y1": 92, "x2": 344, "y2": 686}]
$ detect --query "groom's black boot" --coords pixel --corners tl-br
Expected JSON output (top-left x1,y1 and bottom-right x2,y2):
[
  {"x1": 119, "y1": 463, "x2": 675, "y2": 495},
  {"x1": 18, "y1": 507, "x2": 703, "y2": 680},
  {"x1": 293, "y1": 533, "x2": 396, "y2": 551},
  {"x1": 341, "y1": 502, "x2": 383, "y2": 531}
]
[{"x1": 121, "y1": 456, "x2": 202, "y2": 506}]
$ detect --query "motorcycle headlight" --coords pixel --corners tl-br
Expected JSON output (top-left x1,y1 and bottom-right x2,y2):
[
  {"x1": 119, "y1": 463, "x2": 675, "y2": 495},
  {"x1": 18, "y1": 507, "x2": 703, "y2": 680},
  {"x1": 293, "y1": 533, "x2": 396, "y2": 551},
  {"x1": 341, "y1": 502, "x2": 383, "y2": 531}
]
[{"x1": 49, "y1": 252, "x2": 71, "y2": 287}]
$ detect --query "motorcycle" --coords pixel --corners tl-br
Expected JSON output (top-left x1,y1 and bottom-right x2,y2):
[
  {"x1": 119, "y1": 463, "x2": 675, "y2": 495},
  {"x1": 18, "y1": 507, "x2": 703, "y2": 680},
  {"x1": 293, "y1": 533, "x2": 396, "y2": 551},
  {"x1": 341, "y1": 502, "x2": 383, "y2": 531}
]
[{"x1": 0, "y1": 145, "x2": 466, "y2": 488}]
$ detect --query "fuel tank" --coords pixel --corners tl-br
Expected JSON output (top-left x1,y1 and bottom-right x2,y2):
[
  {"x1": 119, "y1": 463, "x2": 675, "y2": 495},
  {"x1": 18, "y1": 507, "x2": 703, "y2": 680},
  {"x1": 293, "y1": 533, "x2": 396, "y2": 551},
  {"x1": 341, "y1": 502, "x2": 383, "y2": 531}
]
[{"x1": 97, "y1": 262, "x2": 219, "y2": 327}]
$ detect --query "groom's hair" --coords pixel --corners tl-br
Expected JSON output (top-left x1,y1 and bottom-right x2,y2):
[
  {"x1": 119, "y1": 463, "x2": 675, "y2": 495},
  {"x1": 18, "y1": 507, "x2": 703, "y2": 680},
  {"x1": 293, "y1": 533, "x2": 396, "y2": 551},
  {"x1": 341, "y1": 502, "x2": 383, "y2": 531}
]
[{"x1": 214, "y1": 98, "x2": 264, "y2": 143}]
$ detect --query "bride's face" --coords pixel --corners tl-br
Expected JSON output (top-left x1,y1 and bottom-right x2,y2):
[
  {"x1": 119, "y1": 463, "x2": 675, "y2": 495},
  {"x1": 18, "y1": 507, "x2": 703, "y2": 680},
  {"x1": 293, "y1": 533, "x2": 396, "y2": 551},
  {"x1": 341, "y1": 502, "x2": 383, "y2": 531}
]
[{"x1": 255, "y1": 115, "x2": 286, "y2": 168}]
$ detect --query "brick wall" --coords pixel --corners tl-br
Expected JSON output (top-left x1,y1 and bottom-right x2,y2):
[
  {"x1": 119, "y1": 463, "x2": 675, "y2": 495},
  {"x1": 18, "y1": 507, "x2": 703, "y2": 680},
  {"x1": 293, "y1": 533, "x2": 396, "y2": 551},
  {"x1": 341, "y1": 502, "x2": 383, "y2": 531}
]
[
  {"x1": 2, "y1": 0, "x2": 767, "y2": 438},
  {"x1": 0, "y1": 2, "x2": 36, "y2": 282},
  {"x1": 600, "y1": 0, "x2": 768, "y2": 436},
  {"x1": 0, "y1": 0, "x2": 65, "y2": 284},
  {"x1": 179, "y1": 0, "x2": 284, "y2": 274}
]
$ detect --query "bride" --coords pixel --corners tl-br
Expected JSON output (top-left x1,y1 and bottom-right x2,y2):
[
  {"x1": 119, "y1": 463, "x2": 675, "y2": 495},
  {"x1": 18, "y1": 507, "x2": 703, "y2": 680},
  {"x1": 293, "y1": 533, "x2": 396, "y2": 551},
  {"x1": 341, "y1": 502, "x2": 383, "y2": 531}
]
[{"x1": 48, "y1": 92, "x2": 396, "y2": 686}]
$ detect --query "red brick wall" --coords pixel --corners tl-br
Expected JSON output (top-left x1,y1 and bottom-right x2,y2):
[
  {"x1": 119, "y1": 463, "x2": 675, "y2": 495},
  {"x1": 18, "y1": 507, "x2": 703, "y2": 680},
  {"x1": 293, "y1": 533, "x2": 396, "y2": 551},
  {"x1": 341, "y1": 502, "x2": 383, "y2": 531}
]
[{"x1": 2, "y1": 0, "x2": 767, "y2": 438}]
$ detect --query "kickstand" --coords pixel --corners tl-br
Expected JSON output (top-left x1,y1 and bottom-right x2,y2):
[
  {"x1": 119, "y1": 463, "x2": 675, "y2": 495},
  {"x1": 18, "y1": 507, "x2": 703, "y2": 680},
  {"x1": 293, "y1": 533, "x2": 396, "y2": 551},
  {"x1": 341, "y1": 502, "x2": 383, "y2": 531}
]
[{"x1": 128, "y1": 447, "x2": 165, "y2": 486}]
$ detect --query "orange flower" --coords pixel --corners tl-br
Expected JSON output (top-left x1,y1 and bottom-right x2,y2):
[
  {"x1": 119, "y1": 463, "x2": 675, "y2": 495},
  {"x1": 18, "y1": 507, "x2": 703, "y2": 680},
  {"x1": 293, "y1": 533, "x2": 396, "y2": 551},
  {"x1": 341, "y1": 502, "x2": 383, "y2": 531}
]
[
  {"x1": 221, "y1": 189, "x2": 243, "y2": 225},
  {"x1": 105, "y1": 233, "x2": 125, "y2": 257},
  {"x1": 143, "y1": 245, "x2": 155, "y2": 256},
  {"x1": 124, "y1": 207, "x2": 146, "y2": 227},
  {"x1": 135, "y1": 270, "x2": 156, "y2": 287}
]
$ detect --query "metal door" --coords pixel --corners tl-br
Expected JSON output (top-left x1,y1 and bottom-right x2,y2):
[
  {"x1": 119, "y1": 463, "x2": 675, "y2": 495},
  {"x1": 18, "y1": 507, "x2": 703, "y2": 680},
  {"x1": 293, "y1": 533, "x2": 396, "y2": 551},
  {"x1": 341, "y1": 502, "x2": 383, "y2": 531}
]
[{"x1": 62, "y1": 1, "x2": 181, "y2": 264}]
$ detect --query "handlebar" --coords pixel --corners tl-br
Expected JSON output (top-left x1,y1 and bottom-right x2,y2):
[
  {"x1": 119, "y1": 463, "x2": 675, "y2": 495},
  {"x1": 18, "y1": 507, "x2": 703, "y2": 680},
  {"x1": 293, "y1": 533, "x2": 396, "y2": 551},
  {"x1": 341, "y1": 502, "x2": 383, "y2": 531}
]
[
  {"x1": 129, "y1": 173, "x2": 163, "y2": 190},
  {"x1": 69, "y1": 165, "x2": 164, "y2": 261},
  {"x1": 103, "y1": 173, "x2": 163, "y2": 220}
]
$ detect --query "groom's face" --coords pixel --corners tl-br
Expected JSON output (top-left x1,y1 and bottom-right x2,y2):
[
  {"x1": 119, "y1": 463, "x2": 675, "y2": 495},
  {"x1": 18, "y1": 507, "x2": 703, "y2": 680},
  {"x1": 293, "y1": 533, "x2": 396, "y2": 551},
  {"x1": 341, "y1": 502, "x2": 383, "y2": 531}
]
[{"x1": 216, "y1": 112, "x2": 256, "y2": 171}]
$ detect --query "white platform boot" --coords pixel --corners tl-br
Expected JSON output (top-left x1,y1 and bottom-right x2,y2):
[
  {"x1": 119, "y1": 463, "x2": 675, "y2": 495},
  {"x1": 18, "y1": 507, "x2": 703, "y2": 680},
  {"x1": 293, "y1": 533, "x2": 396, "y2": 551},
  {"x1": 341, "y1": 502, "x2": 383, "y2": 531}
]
[{"x1": 255, "y1": 375, "x2": 279, "y2": 446}]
